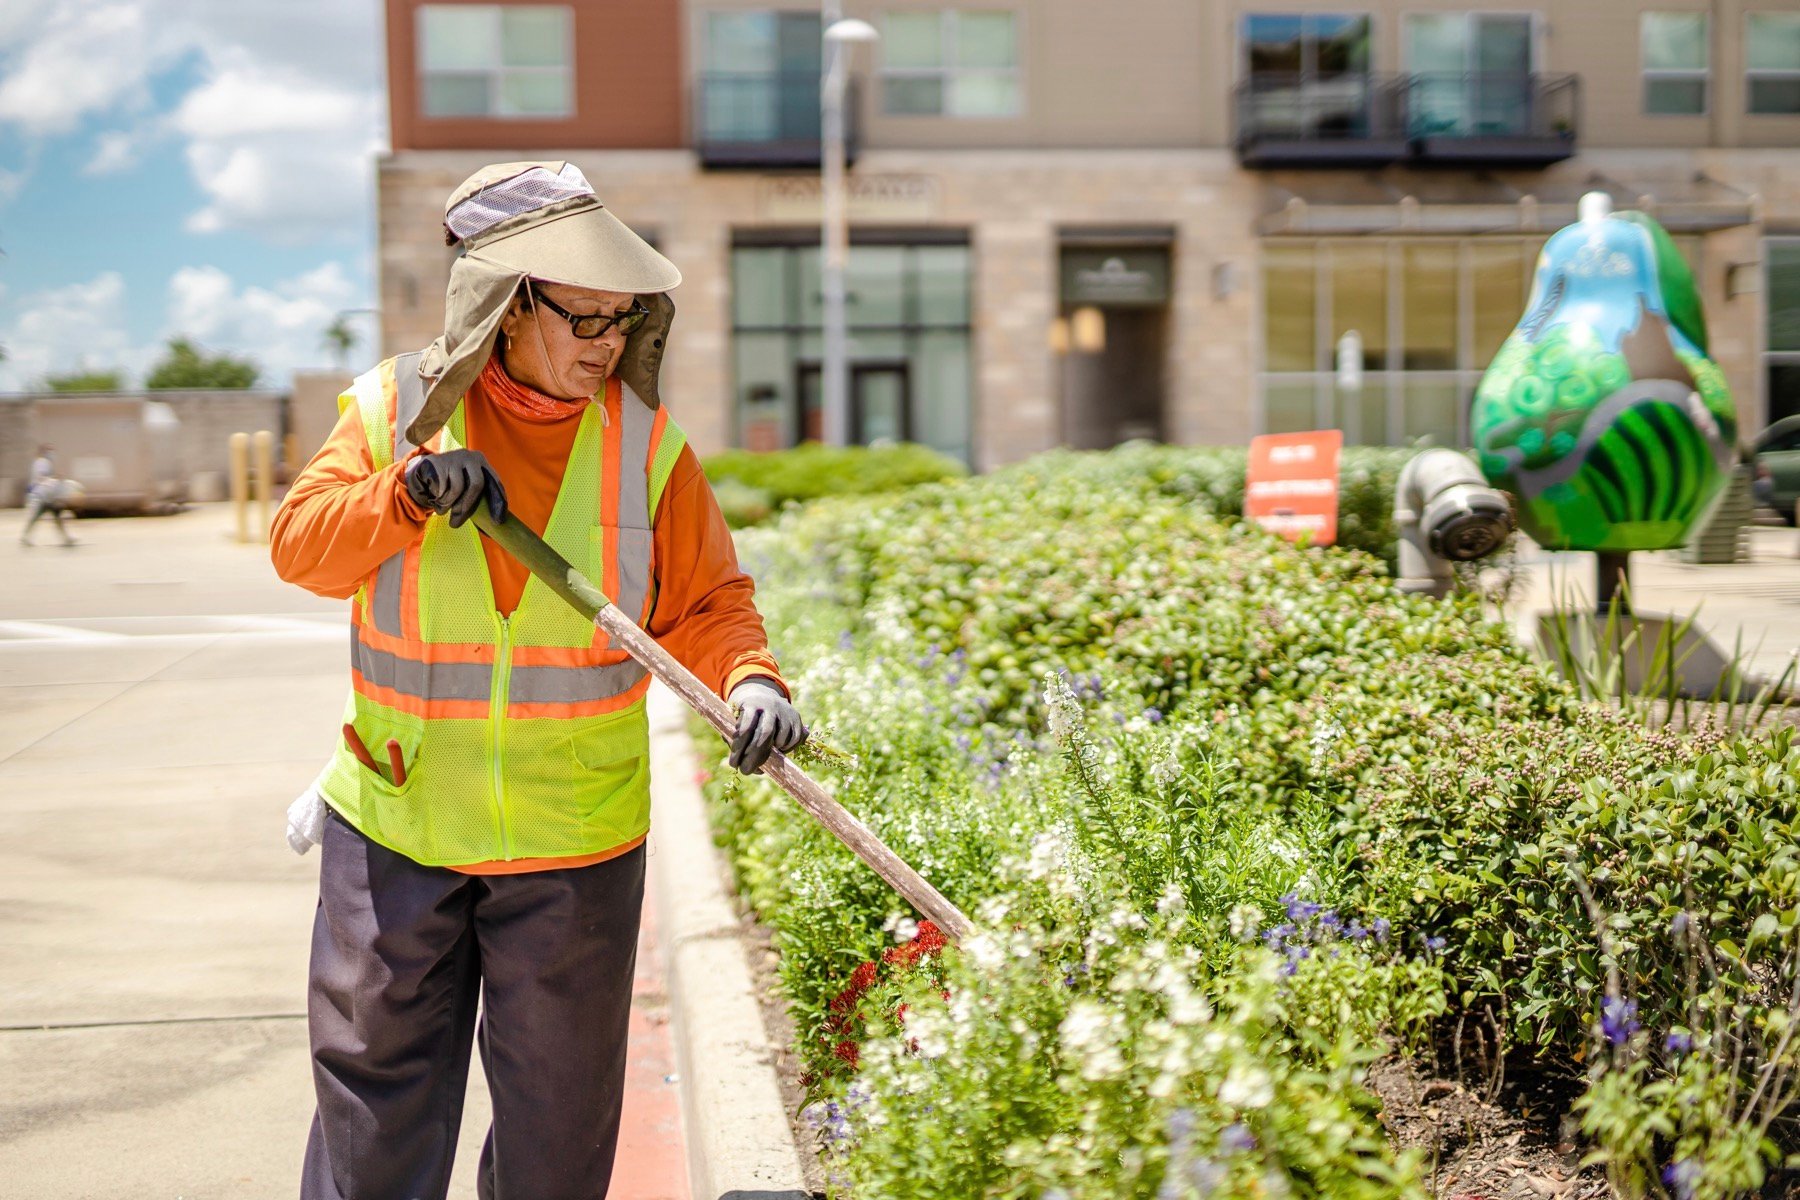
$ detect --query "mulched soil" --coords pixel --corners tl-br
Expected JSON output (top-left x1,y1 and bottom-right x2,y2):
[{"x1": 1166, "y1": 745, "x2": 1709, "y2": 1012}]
[{"x1": 1367, "y1": 1052, "x2": 1605, "y2": 1200}]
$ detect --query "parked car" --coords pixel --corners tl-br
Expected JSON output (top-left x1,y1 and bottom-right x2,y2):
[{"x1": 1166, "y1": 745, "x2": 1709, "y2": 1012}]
[{"x1": 1752, "y1": 414, "x2": 1800, "y2": 525}]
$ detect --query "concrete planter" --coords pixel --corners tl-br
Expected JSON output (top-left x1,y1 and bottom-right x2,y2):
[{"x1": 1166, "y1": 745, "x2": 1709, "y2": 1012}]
[{"x1": 646, "y1": 685, "x2": 812, "y2": 1200}]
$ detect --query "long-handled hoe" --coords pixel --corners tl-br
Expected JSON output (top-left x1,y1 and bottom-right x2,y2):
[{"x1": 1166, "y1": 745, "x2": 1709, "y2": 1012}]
[{"x1": 474, "y1": 506, "x2": 973, "y2": 941}]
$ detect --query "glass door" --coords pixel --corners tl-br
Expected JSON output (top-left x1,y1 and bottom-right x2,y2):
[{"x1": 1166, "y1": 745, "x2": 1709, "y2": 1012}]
[
  {"x1": 1404, "y1": 13, "x2": 1534, "y2": 136},
  {"x1": 852, "y1": 365, "x2": 911, "y2": 444}
]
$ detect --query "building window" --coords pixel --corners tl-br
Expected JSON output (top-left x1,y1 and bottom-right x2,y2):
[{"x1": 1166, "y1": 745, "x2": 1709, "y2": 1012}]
[
  {"x1": 730, "y1": 236, "x2": 973, "y2": 461},
  {"x1": 1259, "y1": 235, "x2": 1703, "y2": 444},
  {"x1": 699, "y1": 12, "x2": 822, "y2": 145},
  {"x1": 1241, "y1": 14, "x2": 1373, "y2": 141},
  {"x1": 1404, "y1": 13, "x2": 1534, "y2": 137},
  {"x1": 418, "y1": 5, "x2": 573, "y2": 119},
  {"x1": 1642, "y1": 12, "x2": 1708, "y2": 115},
  {"x1": 880, "y1": 10, "x2": 1020, "y2": 117},
  {"x1": 1747, "y1": 12, "x2": 1800, "y2": 114},
  {"x1": 1768, "y1": 238, "x2": 1800, "y2": 424}
]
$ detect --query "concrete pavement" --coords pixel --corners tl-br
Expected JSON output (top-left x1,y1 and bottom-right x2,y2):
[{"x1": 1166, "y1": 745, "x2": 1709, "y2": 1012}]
[
  {"x1": 0, "y1": 503, "x2": 686, "y2": 1199},
  {"x1": 1507, "y1": 524, "x2": 1800, "y2": 684}
]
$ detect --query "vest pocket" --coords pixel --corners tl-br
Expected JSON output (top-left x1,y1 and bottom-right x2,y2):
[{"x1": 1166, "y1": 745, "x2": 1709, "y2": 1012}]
[{"x1": 567, "y1": 715, "x2": 652, "y2": 838}]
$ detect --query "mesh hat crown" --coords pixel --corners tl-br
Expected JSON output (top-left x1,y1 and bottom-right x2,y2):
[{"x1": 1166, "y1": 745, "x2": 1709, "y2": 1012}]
[{"x1": 407, "y1": 160, "x2": 679, "y2": 446}]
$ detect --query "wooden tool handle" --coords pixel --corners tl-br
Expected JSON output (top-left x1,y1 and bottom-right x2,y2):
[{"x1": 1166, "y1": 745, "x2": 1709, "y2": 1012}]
[{"x1": 472, "y1": 507, "x2": 972, "y2": 941}]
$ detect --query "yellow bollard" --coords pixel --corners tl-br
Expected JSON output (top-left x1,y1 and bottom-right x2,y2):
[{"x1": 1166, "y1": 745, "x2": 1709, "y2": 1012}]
[
  {"x1": 253, "y1": 430, "x2": 274, "y2": 542},
  {"x1": 229, "y1": 432, "x2": 250, "y2": 544}
]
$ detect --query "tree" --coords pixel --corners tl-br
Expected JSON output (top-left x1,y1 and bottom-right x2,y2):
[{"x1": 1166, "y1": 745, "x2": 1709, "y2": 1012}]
[
  {"x1": 321, "y1": 314, "x2": 358, "y2": 370},
  {"x1": 146, "y1": 337, "x2": 259, "y2": 390},
  {"x1": 45, "y1": 369, "x2": 124, "y2": 392}
]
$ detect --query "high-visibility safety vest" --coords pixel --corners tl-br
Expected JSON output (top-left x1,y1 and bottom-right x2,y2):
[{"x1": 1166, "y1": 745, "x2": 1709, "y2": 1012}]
[{"x1": 317, "y1": 352, "x2": 687, "y2": 866}]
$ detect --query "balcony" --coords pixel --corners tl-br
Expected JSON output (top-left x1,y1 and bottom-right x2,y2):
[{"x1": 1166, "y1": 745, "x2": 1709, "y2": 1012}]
[
  {"x1": 694, "y1": 72, "x2": 860, "y2": 170},
  {"x1": 1235, "y1": 72, "x2": 1578, "y2": 169},
  {"x1": 1403, "y1": 73, "x2": 1579, "y2": 166}
]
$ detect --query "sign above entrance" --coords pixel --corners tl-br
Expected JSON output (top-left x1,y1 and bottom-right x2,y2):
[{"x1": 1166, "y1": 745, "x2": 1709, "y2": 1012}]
[
  {"x1": 1059, "y1": 248, "x2": 1170, "y2": 307},
  {"x1": 759, "y1": 174, "x2": 940, "y2": 222},
  {"x1": 1244, "y1": 430, "x2": 1343, "y2": 546}
]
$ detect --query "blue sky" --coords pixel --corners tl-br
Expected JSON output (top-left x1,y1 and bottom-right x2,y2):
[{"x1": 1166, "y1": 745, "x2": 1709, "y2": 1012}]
[{"x1": 0, "y1": 1, "x2": 386, "y2": 391}]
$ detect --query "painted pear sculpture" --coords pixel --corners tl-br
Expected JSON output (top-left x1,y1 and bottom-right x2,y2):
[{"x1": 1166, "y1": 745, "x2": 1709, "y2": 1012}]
[{"x1": 1472, "y1": 193, "x2": 1737, "y2": 552}]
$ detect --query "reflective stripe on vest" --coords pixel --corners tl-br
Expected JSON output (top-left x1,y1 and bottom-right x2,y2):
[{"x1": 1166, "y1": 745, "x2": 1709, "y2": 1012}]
[
  {"x1": 348, "y1": 353, "x2": 666, "y2": 717},
  {"x1": 320, "y1": 354, "x2": 687, "y2": 866}
]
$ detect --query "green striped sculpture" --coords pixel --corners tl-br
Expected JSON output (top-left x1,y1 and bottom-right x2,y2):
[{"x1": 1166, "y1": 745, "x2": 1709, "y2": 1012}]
[{"x1": 1472, "y1": 194, "x2": 1737, "y2": 552}]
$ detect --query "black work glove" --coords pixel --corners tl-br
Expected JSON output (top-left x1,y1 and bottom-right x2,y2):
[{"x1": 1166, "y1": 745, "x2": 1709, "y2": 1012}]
[
  {"x1": 404, "y1": 449, "x2": 508, "y2": 529},
  {"x1": 727, "y1": 679, "x2": 807, "y2": 774}
]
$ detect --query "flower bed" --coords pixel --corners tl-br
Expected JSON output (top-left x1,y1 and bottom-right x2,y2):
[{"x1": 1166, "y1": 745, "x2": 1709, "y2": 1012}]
[{"x1": 703, "y1": 446, "x2": 1799, "y2": 1199}]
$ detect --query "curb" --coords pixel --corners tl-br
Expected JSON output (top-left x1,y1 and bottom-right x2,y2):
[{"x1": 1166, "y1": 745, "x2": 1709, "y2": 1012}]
[{"x1": 647, "y1": 683, "x2": 811, "y2": 1200}]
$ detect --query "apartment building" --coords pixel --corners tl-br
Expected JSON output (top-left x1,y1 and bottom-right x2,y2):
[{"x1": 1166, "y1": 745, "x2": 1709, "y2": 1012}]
[{"x1": 377, "y1": 0, "x2": 1800, "y2": 468}]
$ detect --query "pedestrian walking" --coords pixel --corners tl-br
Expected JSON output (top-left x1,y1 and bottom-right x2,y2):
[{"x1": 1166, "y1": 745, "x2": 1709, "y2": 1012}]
[
  {"x1": 271, "y1": 161, "x2": 807, "y2": 1200},
  {"x1": 20, "y1": 444, "x2": 77, "y2": 546}
]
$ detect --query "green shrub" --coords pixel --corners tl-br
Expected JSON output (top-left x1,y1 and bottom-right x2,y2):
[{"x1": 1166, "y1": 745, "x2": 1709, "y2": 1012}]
[
  {"x1": 701, "y1": 442, "x2": 1798, "y2": 1198},
  {"x1": 702, "y1": 442, "x2": 966, "y2": 526}
]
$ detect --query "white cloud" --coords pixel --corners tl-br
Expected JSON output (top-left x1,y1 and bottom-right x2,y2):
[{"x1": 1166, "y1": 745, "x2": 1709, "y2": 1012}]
[
  {"x1": 84, "y1": 129, "x2": 145, "y2": 176},
  {"x1": 0, "y1": 261, "x2": 365, "y2": 391},
  {"x1": 173, "y1": 62, "x2": 380, "y2": 240},
  {"x1": 0, "y1": 271, "x2": 153, "y2": 389},
  {"x1": 0, "y1": 0, "x2": 386, "y2": 239},
  {"x1": 164, "y1": 260, "x2": 362, "y2": 383},
  {"x1": 0, "y1": 4, "x2": 160, "y2": 137}
]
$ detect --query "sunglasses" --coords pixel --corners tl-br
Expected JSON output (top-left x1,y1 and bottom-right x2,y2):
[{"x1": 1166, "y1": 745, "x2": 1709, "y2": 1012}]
[{"x1": 528, "y1": 286, "x2": 651, "y2": 339}]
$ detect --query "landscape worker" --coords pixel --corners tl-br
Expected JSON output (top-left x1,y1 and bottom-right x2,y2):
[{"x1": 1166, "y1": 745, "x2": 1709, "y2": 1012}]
[{"x1": 270, "y1": 161, "x2": 806, "y2": 1200}]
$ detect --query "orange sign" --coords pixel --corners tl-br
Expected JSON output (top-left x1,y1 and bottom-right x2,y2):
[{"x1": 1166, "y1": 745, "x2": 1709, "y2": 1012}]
[{"x1": 1244, "y1": 430, "x2": 1343, "y2": 546}]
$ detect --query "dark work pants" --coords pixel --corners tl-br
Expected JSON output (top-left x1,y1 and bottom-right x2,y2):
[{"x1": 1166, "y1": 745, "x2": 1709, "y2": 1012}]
[{"x1": 301, "y1": 811, "x2": 645, "y2": 1200}]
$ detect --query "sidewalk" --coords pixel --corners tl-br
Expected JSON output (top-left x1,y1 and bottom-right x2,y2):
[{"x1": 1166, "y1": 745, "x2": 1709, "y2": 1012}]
[
  {"x1": 1506, "y1": 525, "x2": 1800, "y2": 683},
  {"x1": 0, "y1": 503, "x2": 686, "y2": 1198}
]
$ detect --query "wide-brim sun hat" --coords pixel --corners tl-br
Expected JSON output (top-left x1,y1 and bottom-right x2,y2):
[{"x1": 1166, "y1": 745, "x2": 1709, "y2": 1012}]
[{"x1": 410, "y1": 161, "x2": 682, "y2": 445}]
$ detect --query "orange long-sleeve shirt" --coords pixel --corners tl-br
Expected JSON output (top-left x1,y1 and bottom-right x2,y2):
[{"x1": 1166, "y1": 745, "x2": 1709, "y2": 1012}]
[{"x1": 272, "y1": 370, "x2": 787, "y2": 873}]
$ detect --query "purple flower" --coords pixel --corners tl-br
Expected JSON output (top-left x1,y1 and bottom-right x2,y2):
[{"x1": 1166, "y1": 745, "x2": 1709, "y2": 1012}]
[
  {"x1": 1145, "y1": 707, "x2": 1164, "y2": 724},
  {"x1": 1371, "y1": 917, "x2": 1391, "y2": 943},
  {"x1": 837, "y1": 631, "x2": 855, "y2": 651},
  {"x1": 1665, "y1": 1030, "x2": 1693, "y2": 1054},
  {"x1": 1318, "y1": 911, "x2": 1342, "y2": 932},
  {"x1": 1601, "y1": 997, "x2": 1641, "y2": 1046},
  {"x1": 1662, "y1": 1158, "x2": 1700, "y2": 1200},
  {"x1": 1218, "y1": 1123, "x2": 1257, "y2": 1154},
  {"x1": 1345, "y1": 921, "x2": 1368, "y2": 942},
  {"x1": 1166, "y1": 1106, "x2": 1197, "y2": 1140},
  {"x1": 1425, "y1": 936, "x2": 1446, "y2": 953},
  {"x1": 1670, "y1": 911, "x2": 1690, "y2": 938},
  {"x1": 1282, "y1": 893, "x2": 1321, "y2": 922}
]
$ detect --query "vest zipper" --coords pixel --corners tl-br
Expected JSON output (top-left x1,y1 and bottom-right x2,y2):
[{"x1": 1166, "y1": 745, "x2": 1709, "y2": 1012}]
[{"x1": 492, "y1": 613, "x2": 514, "y2": 860}]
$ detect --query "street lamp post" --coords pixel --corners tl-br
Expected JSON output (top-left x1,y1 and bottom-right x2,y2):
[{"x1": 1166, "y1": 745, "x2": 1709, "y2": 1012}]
[{"x1": 820, "y1": 13, "x2": 878, "y2": 447}]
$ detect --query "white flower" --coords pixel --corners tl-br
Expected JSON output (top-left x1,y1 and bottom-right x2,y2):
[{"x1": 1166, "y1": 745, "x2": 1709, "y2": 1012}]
[
  {"x1": 1044, "y1": 674, "x2": 1081, "y2": 740},
  {"x1": 1026, "y1": 832, "x2": 1063, "y2": 880},
  {"x1": 1060, "y1": 999, "x2": 1127, "y2": 1081},
  {"x1": 908, "y1": 1007, "x2": 950, "y2": 1060},
  {"x1": 964, "y1": 931, "x2": 1006, "y2": 972},
  {"x1": 1218, "y1": 1064, "x2": 1275, "y2": 1110},
  {"x1": 892, "y1": 917, "x2": 919, "y2": 943},
  {"x1": 1156, "y1": 884, "x2": 1187, "y2": 917},
  {"x1": 1228, "y1": 903, "x2": 1261, "y2": 941}
]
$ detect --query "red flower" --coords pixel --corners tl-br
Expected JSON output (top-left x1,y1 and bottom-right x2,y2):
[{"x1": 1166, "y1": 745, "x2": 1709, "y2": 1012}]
[
  {"x1": 828, "y1": 960, "x2": 880, "y2": 1013},
  {"x1": 833, "y1": 1039, "x2": 861, "y2": 1069},
  {"x1": 895, "y1": 1003, "x2": 910, "y2": 1026},
  {"x1": 914, "y1": 922, "x2": 948, "y2": 957}
]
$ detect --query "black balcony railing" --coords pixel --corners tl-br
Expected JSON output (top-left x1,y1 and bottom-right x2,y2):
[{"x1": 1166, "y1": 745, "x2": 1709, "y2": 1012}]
[
  {"x1": 694, "y1": 71, "x2": 860, "y2": 169},
  {"x1": 1235, "y1": 71, "x2": 1578, "y2": 168}
]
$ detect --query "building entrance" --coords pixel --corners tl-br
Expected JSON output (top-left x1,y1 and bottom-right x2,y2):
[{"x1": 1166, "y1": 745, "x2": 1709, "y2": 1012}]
[{"x1": 1055, "y1": 238, "x2": 1171, "y2": 449}]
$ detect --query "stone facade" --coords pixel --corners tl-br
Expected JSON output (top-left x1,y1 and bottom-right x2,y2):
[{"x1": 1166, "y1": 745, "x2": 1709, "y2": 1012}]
[{"x1": 378, "y1": 146, "x2": 1791, "y2": 470}]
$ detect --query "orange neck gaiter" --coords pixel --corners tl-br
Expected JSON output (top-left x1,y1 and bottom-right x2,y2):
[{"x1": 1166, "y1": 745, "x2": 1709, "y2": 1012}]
[{"x1": 480, "y1": 354, "x2": 591, "y2": 423}]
